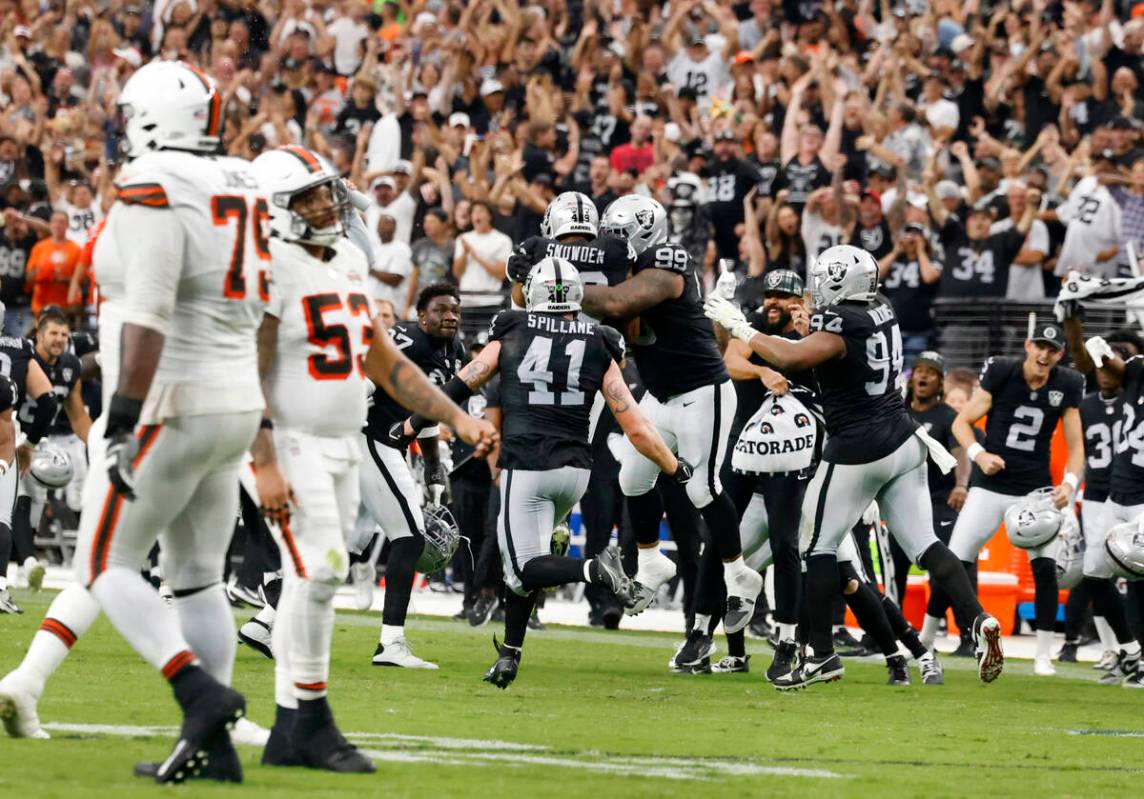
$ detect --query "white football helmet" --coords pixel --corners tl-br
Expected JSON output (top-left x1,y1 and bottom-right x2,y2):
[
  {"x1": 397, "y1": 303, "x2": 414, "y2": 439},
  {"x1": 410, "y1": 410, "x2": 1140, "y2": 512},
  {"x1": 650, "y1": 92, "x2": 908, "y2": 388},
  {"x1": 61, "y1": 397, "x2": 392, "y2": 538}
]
[
  {"x1": 1055, "y1": 512, "x2": 1084, "y2": 589},
  {"x1": 542, "y1": 191, "x2": 598, "y2": 239},
  {"x1": 30, "y1": 442, "x2": 74, "y2": 489},
  {"x1": 600, "y1": 195, "x2": 668, "y2": 255},
  {"x1": 1104, "y1": 518, "x2": 1144, "y2": 580},
  {"x1": 1003, "y1": 487, "x2": 1063, "y2": 550},
  {"x1": 666, "y1": 172, "x2": 703, "y2": 205},
  {"x1": 117, "y1": 61, "x2": 223, "y2": 158},
  {"x1": 253, "y1": 146, "x2": 349, "y2": 247},
  {"x1": 525, "y1": 257, "x2": 583, "y2": 313},
  {"x1": 809, "y1": 244, "x2": 879, "y2": 306}
]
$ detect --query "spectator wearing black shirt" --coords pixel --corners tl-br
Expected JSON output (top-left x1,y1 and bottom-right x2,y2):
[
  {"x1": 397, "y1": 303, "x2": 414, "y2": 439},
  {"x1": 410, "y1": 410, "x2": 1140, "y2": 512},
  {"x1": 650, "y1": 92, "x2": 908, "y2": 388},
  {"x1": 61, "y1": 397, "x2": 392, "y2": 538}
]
[
  {"x1": 704, "y1": 129, "x2": 763, "y2": 261},
  {"x1": 877, "y1": 222, "x2": 942, "y2": 365},
  {"x1": 776, "y1": 72, "x2": 840, "y2": 210},
  {"x1": 764, "y1": 189, "x2": 807, "y2": 280},
  {"x1": 849, "y1": 189, "x2": 895, "y2": 261},
  {"x1": 0, "y1": 208, "x2": 46, "y2": 337}
]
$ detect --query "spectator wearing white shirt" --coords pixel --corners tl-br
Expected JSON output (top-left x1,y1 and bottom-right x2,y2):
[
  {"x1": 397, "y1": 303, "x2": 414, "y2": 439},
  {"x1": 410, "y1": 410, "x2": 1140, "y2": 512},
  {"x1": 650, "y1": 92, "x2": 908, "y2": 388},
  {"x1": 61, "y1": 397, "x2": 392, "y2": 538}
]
[
  {"x1": 1046, "y1": 152, "x2": 1123, "y2": 277},
  {"x1": 365, "y1": 171, "x2": 417, "y2": 247},
  {"x1": 989, "y1": 181, "x2": 1052, "y2": 300},
  {"x1": 369, "y1": 214, "x2": 412, "y2": 310},
  {"x1": 453, "y1": 201, "x2": 511, "y2": 309},
  {"x1": 327, "y1": 0, "x2": 371, "y2": 75}
]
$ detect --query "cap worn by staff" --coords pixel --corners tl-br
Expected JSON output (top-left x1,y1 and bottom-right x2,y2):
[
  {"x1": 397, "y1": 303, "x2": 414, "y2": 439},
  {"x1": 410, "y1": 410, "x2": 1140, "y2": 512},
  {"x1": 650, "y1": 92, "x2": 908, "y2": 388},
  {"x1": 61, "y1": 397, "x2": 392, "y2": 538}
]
[
  {"x1": 1031, "y1": 322, "x2": 1065, "y2": 350},
  {"x1": 913, "y1": 350, "x2": 946, "y2": 375}
]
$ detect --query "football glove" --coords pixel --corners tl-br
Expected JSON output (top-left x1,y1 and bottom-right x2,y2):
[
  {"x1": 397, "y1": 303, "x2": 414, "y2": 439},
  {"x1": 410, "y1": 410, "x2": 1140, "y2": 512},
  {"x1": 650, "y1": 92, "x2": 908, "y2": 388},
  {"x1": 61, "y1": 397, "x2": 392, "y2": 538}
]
[
  {"x1": 506, "y1": 247, "x2": 533, "y2": 284},
  {"x1": 105, "y1": 394, "x2": 143, "y2": 500},
  {"x1": 669, "y1": 458, "x2": 694, "y2": 486},
  {"x1": 386, "y1": 421, "x2": 416, "y2": 450},
  {"x1": 703, "y1": 295, "x2": 756, "y2": 343},
  {"x1": 1085, "y1": 335, "x2": 1114, "y2": 367}
]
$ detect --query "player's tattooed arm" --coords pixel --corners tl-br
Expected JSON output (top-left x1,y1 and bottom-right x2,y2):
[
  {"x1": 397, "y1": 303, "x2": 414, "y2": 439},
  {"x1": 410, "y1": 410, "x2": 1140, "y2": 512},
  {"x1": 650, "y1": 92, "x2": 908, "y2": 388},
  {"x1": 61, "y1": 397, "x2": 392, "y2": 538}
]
[
  {"x1": 581, "y1": 269, "x2": 683, "y2": 321},
  {"x1": 602, "y1": 361, "x2": 678, "y2": 474},
  {"x1": 455, "y1": 342, "x2": 501, "y2": 391}
]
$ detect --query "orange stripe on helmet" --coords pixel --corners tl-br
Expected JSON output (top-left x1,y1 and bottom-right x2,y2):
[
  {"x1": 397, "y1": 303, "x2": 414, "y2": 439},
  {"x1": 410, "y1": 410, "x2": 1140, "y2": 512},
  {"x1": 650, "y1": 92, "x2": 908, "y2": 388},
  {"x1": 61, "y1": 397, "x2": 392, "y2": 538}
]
[
  {"x1": 281, "y1": 145, "x2": 322, "y2": 174},
  {"x1": 182, "y1": 63, "x2": 221, "y2": 138}
]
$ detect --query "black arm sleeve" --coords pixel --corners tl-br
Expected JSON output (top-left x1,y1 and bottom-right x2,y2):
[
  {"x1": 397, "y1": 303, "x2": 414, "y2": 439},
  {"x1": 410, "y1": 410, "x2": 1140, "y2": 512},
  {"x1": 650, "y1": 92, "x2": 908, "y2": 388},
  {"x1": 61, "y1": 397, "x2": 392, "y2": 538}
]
[{"x1": 22, "y1": 393, "x2": 59, "y2": 444}]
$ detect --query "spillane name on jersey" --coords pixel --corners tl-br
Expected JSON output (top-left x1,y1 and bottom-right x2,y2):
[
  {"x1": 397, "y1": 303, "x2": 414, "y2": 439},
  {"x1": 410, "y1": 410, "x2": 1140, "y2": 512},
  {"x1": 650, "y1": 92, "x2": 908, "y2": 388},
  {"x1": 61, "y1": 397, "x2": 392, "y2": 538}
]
[
  {"x1": 34, "y1": 349, "x2": 82, "y2": 436},
  {"x1": 102, "y1": 151, "x2": 269, "y2": 420},
  {"x1": 365, "y1": 320, "x2": 465, "y2": 444},
  {"x1": 629, "y1": 241, "x2": 727, "y2": 401},
  {"x1": 264, "y1": 238, "x2": 373, "y2": 437},
  {"x1": 491, "y1": 309, "x2": 623, "y2": 470},
  {"x1": 1080, "y1": 391, "x2": 1121, "y2": 503},
  {"x1": 976, "y1": 356, "x2": 1084, "y2": 496},
  {"x1": 1110, "y1": 357, "x2": 1144, "y2": 505},
  {"x1": 809, "y1": 296, "x2": 916, "y2": 464},
  {"x1": 516, "y1": 234, "x2": 635, "y2": 290},
  {"x1": 910, "y1": 401, "x2": 959, "y2": 504}
]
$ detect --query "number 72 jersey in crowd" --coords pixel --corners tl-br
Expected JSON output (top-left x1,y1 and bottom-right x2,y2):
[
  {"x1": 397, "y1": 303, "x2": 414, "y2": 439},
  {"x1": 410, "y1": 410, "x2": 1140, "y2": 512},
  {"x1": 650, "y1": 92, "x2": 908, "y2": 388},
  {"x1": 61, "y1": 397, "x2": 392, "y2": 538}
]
[
  {"x1": 264, "y1": 237, "x2": 373, "y2": 437},
  {"x1": 100, "y1": 151, "x2": 271, "y2": 420},
  {"x1": 975, "y1": 356, "x2": 1084, "y2": 496}
]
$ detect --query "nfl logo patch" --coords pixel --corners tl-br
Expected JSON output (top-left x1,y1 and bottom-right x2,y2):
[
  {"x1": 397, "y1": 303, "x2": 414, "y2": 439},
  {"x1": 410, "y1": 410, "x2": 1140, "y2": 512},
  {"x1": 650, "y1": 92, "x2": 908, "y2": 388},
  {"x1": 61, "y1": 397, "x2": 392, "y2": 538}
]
[{"x1": 1048, "y1": 390, "x2": 1063, "y2": 407}]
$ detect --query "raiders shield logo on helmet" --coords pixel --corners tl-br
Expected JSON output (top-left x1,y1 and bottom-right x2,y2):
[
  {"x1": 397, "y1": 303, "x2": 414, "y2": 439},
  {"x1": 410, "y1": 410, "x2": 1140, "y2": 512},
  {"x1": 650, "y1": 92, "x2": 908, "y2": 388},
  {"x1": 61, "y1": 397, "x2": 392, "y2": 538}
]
[
  {"x1": 634, "y1": 209, "x2": 655, "y2": 230},
  {"x1": 826, "y1": 261, "x2": 846, "y2": 282}
]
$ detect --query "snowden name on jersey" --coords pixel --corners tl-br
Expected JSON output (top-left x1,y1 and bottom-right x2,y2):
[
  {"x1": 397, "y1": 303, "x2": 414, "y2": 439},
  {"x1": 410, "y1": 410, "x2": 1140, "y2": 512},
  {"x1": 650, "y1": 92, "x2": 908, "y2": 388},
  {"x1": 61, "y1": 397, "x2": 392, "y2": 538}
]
[
  {"x1": 543, "y1": 242, "x2": 606, "y2": 265},
  {"x1": 526, "y1": 315, "x2": 596, "y2": 335}
]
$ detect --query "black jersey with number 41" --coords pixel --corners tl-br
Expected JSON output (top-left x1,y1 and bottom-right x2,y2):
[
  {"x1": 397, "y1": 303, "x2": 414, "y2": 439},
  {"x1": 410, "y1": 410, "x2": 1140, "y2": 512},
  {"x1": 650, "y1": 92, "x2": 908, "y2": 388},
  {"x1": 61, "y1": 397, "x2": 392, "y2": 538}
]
[
  {"x1": 809, "y1": 296, "x2": 916, "y2": 464},
  {"x1": 1110, "y1": 356, "x2": 1144, "y2": 506},
  {"x1": 629, "y1": 242, "x2": 727, "y2": 402},
  {"x1": 976, "y1": 356, "x2": 1084, "y2": 496},
  {"x1": 491, "y1": 310, "x2": 623, "y2": 471}
]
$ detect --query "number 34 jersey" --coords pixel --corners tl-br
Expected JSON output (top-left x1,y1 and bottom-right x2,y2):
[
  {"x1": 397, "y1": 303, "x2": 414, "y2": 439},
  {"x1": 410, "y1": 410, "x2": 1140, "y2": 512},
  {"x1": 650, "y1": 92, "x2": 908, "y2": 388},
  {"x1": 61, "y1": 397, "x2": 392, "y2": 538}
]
[
  {"x1": 810, "y1": 296, "x2": 917, "y2": 464},
  {"x1": 1110, "y1": 356, "x2": 1144, "y2": 506},
  {"x1": 976, "y1": 356, "x2": 1084, "y2": 496},
  {"x1": 264, "y1": 238, "x2": 373, "y2": 437},
  {"x1": 491, "y1": 310, "x2": 623, "y2": 471}
]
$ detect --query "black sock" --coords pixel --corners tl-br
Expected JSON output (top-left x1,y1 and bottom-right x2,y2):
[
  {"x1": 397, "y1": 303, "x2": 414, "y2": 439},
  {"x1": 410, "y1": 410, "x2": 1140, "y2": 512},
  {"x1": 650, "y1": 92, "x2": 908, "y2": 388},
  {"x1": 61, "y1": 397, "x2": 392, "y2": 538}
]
[
  {"x1": 0, "y1": 522, "x2": 12, "y2": 579},
  {"x1": 726, "y1": 629, "x2": 746, "y2": 658},
  {"x1": 273, "y1": 703, "x2": 296, "y2": 732},
  {"x1": 920, "y1": 544, "x2": 983, "y2": 622},
  {"x1": 11, "y1": 497, "x2": 33, "y2": 562},
  {"x1": 698, "y1": 492, "x2": 743, "y2": 560},
  {"x1": 925, "y1": 580, "x2": 950, "y2": 619},
  {"x1": 1064, "y1": 578, "x2": 1091, "y2": 643},
  {"x1": 951, "y1": 561, "x2": 978, "y2": 636},
  {"x1": 805, "y1": 555, "x2": 838, "y2": 655},
  {"x1": 1083, "y1": 577, "x2": 1132, "y2": 644},
  {"x1": 1030, "y1": 557, "x2": 1059, "y2": 632},
  {"x1": 627, "y1": 492, "x2": 665, "y2": 547},
  {"x1": 503, "y1": 590, "x2": 537, "y2": 649},
  {"x1": 169, "y1": 664, "x2": 215, "y2": 712},
  {"x1": 881, "y1": 595, "x2": 928, "y2": 659},
  {"x1": 263, "y1": 576, "x2": 282, "y2": 609},
  {"x1": 843, "y1": 579, "x2": 898, "y2": 657},
  {"x1": 521, "y1": 555, "x2": 586, "y2": 592},
  {"x1": 693, "y1": 540, "x2": 725, "y2": 619},
  {"x1": 382, "y1": 535, "x2": 424, "y2": 627}
]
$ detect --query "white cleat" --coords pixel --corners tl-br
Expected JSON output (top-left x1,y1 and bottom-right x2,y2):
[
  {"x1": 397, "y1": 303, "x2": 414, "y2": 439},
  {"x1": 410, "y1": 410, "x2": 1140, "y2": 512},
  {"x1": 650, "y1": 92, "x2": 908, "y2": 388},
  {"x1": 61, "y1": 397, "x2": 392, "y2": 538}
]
[
  {"x1": 723, "y1": 567, "x2": 764, "y2": 634},
  {"x1": 237, "y1": 617, "x2": 274, "y2": 659},
  {"x1": 1095, "y1": 650, "x2": 1118, "y2": 670},
  {"x1": 350, "y1": 562, "x2": 376, "y2": 611},
  {"x1": 973, "y1": 614, "x2": 1004, "y2": 683},
  {"x1": 626, "y1": 551, "x2": 677, "y2": 616},
  {"x1": 371, "y1": 638, "x2": 439, "y2": 669},
  {"x1": 1033, "y1": 655, "x2": 1057, "y2": 676},
  {"x1": 0, "y1": 672, "x2": 50, "y2": 739},
  {"x1": 23, "y1": 557, "x2": 45, "y2": 592},
  {"x1": 231, "y1": 716, "x2": 270, "y2": 747}
]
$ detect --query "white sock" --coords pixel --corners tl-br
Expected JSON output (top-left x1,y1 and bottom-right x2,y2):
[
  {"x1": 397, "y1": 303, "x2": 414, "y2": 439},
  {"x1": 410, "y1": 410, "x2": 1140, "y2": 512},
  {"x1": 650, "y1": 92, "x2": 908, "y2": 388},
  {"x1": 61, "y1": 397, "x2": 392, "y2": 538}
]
[
  {"x1": 694, "y1": 613, "x2": 711, "y2": 633},
  {"x1": 1123, "y1": 640, "x2": 1142, "y2": 657},
  {"x1": 173, "y1": 583, "x2": 235, "y2": 685},
  {"x1": 381, "y1": 624, "x2": 404, "y2": 645},
  {"x1": 273, "y1": 580, "x2": 296, "y2": 710},
  {"x1": 919, "y1": 614, "x2": 942, "y2": 651},
  {"x1": 16, "y1": 583, "x2": 101, "y2": 691},
  {"x1": 637, "y1": 547, "x2": 662, "y2": 571},
  {"x1": 0, "y1": 575, "x2": 7, "y2": 591},
  {"x1": 583, "y1": 561, "x2": 593, "y2": 583},
  {"x1": 1036, "y1": 628, "x2": 1054, "y2": 659},
  {"x1": 91, "y1": 566, "x2": 192, "y2": 675},
  {"x1": 23, "y1": 556, "x2": 38, "y2": 571},
  {"x1": 289, "y1": 580, "x2": 334, "y2": 702},
  {"x1": 1094, "y1": 616, "x2": 1116, "y2": 651},
  {"x1": 777, "y1": 622, "x2": 797, "y2": 643},
  {"x1": 722, "y1": 557, "x2": 749, "y2": 583}
]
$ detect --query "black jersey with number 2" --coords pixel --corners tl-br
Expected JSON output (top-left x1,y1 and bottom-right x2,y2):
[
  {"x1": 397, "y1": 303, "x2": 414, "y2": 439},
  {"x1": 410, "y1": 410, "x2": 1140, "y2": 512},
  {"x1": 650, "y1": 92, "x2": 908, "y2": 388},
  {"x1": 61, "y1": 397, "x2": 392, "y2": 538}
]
[
  {"x1": 1110, "y1": 357, "x2": 1144, "y2": 505},
  {"x1": 491, "y1": 310, "x2": 623, "y2": 471},
  {"x1": 629, "y1": 241, "x2": 727, "y2": 402},
  {"x1": 1080, "y1": 390, "x2": 1121, "y2": 504},
  {"x1": 976, "y1": 357, "x2": 1084, "y2": 496}
]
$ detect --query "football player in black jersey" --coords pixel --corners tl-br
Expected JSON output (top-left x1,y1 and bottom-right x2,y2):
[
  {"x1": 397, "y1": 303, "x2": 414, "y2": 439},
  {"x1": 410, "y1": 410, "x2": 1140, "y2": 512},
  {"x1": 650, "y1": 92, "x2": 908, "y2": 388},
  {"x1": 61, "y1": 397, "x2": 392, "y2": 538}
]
[
  {"x1": 705, "y1": 244, "x2": 1003, "y2": 689},
  {"x1": 0, "y1": 375, "x2": 20, "y2": 613},
  {"x1": 1084, "y1": 335, "x2": 1144, "y2": 686},
  {"x1": 932, "y1": 322, "x2": 1085, "y2": 677},
  {"x1": 407, "y1": 258, "x2": 684, "y2": 688},
  {"x1": 360, "y1": 283, "x2": 466, "y2": 669},
  {"x1": 579, "y1": 195, "x2": 765, "y2": 647}
]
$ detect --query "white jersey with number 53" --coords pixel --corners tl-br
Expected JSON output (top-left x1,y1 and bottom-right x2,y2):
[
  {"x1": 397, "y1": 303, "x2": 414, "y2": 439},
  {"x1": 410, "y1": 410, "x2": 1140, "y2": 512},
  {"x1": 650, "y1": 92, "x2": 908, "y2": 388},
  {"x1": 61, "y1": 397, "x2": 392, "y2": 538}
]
[
  {"x1": 99, "y1": 151, "x2": 270, "y2": 422},
  {"x1": 263, "y1": 237, "x2": 373, "y2": 437}
]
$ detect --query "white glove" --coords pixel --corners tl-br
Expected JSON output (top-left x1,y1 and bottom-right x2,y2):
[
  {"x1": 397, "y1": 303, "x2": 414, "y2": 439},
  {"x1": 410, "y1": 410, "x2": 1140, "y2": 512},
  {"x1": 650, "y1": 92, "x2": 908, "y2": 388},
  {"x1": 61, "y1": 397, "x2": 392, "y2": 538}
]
[
  {"x1": 704, "y1": 295, "x2": 756, "y2": 343},
  {"x1": 1085, "y1": 336, "x2": 1114, "y2": 367},
  {"x1": 714, "y1": 267, "x2": 737, "y2": 301},
  {"x1": 861, "y1": 501, "x2": 880, "y2": 526}
]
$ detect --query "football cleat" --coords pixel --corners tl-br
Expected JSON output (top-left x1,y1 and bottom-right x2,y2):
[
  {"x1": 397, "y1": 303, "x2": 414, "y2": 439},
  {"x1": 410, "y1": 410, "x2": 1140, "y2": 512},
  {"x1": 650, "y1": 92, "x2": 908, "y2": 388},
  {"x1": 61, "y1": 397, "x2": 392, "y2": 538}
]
[
  {"x1": 669, "y1": 629, "x2": 715, "y2": 674},
  {"x1": 154, "y1": 683, "x2": 246, "y2": 784},
  {"x1": 0, "y1": 588, "x2": 22, "y2": 615},
  {"x1": 885, "y1": 654, "x2": 910, "y2": 686},
  {"x1": 1095, "y1": 649, "x2": 1119, "y2": 670},
  {"x1": 600, "y1": 605, "x2": 622, "y2": 630},
  {"x1": 0, "y1": 671, "x2": 49, "y2": 739},
  {"x1": 1057, "y1": 642, "x2": 1079, "y2": 663},
  {"x1": 766, "y1": 641, "x2": 798, "y2": 685},
  {"x1": 371, "y1": 639, "x2": 438, "y2": 669},
  {"x1": 626, "y1": 550, "x2": 676, "y2": 615},
  {"x1": 237, "y1": 617, "x2": 274, "y2": 660},
  {"x1": 711, "y1": 655, "x2": 750, "y2": 674},
  {"x1": 24, "y1": 557, "x2": 45, "y2": 593},
  {"x1": 772, "y1": 653, "x2": 844, "y2": 691},
  {"x1": 746, "y1": 615, "x2": 774, "y2": 642},
  {"x1": 832, "y1": 627, "x2": 869, "y2": 657},
  {"x1": 483, "y1": 637, "x2": 521, "y2": 689},
  {"x1": 723, "y1": 568, "x2": 764, "y2": 635},
  {"x1": 972, "y1": 614, "x2": 1004, "y2": 684},
  {"x1": 290, "y1": 700, "x2": 375, "y2": 773},
  {"x1": 1123, "y1": 670, "x2": 1144, "y2": 689},
  {"x1": 1033, "y1": 655, "x2": 1057, "y2": 677},
  {"x1": 527, "y1": 609, "x2": 546, "y2": 630},
  {"x1": 918, "y1": 652, "x2": 944, "y2": 685},
  {"x1": 591, "y1": 546, "x2": 633, "y2": 606},
  {"x1": 134, "y1": 731, "x2": 242, "y2": 783},
  {"x1": 469, "y1": 593, "x2": 497, "y2": 627},
  {"x1": 1099, "y1": 649, "x2": 1141, "y2": 685},
  {"x1": 349, "y1": 562, "x2": 376, "y2": 611},
  {"x1": 225, "y1": 576, "x2": 264, "y2": 609},
  {"x1": 952, "y1": 634, "x2": 976, "y2": 658}
]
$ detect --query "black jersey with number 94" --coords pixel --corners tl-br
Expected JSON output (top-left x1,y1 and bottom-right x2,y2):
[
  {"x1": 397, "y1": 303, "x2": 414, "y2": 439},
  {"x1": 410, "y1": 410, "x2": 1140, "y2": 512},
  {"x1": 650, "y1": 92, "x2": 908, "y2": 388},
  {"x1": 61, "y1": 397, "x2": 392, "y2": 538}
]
[{"x1": 809, "y1": 295, "x2": 917, "y2": 464}]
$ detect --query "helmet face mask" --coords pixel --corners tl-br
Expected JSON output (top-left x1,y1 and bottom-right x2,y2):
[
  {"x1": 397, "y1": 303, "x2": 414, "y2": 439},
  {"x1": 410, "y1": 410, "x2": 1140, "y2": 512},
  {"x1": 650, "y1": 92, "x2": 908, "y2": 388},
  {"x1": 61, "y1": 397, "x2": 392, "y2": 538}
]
[
  {"x1": 1104, "y1": 519, "x2": 1144, "y2": 580},
  {"x1": 600, "y1": 195, "x2": 668, "y2": 255},
  {"x1": 525, "y1": 257, "x2": 583, "y2": 314},
  {"x1": 255, "y1": 147, "x2": 349, "y2": 247},
  {"x1": 417, "y1": 504, "x2": 461, "y2": 574},
  {"x1": 31, "y1": 443, "x2": 74, "y2": 489},
  {"x1": 1055, "y1": 513, "x2": 1084, "y2": 589},
  {"x1": 809, "y1": 244, "x2": 879, "y2": 306},
  {"x1": 542, "y1": 191, "x2": 598, "y2": 239}
]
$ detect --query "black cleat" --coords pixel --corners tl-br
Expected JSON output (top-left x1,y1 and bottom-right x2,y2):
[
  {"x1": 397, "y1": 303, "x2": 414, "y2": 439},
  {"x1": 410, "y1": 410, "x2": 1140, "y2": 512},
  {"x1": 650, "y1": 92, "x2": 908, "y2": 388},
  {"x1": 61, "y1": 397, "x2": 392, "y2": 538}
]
[
  {"x1": 1057, "y1": 642, "x2": 1079, "y2": 663},
  {"x1": 766, "y1": 641, "x2": 798, "y2": 684},
  {"x1": 952, "y1": 634, "x2": 977, "y2": 658},
  {"x1": 832, "y1": 628, "x2": 870, "y2": 657},
  {"x1": 288, "y1": 699, "x2": 375, "y2": 773},
  {"x1": 669, "y1": 629, "x2": 715, "y2": 674},
  {"x1": 155, "y1": 684, "x2": 246, "y2": 784},
  {"x1": 772, "y1": 653, "x2": 844, "y2": 691},
  {"x1": 527, "y1": 609, "x2": 545, "y2": 630},
  {"x1": 746, "y1": 615, "x2": 774, "y2": 642},
  {"x1": 469, "y1": 594, "x2": 497, "y2": 627},
  {"x1": 601, "y1": 605, "x2": 622, "y2": 630},
  {"x1": 134, "y1": 730, "x2": 242, "y2": 782},
  {"x1": 262, "y1": 705, "x2": 302, "y2": 767},
  {"x1": 885, "y1": 654, "x2": 910, "y2": 686},
  {"x1": 483, "y1": 636, "x2": 521, "y2": 689}
]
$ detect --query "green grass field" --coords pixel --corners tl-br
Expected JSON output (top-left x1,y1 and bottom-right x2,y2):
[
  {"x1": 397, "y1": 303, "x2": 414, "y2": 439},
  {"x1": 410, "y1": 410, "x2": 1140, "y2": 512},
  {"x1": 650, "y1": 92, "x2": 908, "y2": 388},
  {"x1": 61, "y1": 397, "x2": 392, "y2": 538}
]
[{"x1": 0, "y1": 588, "x2": 1140, "y2": 798}]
